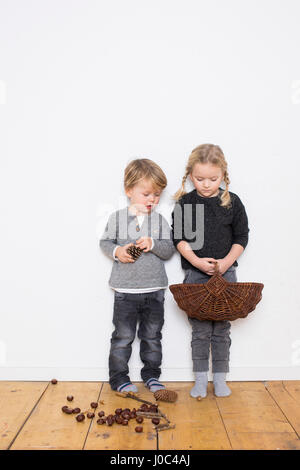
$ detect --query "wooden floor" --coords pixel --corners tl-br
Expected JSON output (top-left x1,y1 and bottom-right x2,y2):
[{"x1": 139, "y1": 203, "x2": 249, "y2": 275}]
[{"x1": 1, "y1": 381, "x2": 300, "y2": 450}]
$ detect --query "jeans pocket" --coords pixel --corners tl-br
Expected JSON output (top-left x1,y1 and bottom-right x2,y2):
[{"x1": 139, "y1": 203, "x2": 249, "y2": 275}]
[
  {"x1": 226, "y1": 266, "x2": 235, "y2": 272},
  {"x1": 153, "y1": 289, "x2": 165, "y2": 302},
  {"x1": 223, "y1": 267, "x2": 237, "y2": 282},
  {"x1": 183, "y1": 270, "x2": 192, "y2": 284},
  {"x1": 114, "y1": 291, "x2": 126, "y2": 301}
]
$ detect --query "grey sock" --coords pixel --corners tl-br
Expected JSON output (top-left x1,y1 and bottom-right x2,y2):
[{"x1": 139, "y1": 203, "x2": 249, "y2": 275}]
[
  {"x1": 190, "y1": 371, "x2": 208, "y2": 398},
  {"x1": 145, "y1": 378, "x2": 165, "y2": 393},
  {"x1": 117, "y1": 382, "x2": 138, "y2": 393},
  {"x1": 213, "y1": 373, "x2": 231, "y2": 397}
]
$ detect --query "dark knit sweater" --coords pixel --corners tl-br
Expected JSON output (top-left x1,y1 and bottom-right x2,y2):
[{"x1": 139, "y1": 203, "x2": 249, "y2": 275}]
[{"x1": 171, "y1": 188, "x2": 249, "y2": 271}]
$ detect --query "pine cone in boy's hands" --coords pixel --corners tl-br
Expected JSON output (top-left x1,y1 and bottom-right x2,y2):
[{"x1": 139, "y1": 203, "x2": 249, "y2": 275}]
[{"x1": 126, "y1": 245, "x2": 144, "y2": 261}]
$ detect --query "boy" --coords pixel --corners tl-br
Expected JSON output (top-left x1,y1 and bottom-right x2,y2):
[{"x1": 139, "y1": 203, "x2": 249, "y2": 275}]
[{"x1": 100, "y1": 159, "x2": 175, "y2": 394}]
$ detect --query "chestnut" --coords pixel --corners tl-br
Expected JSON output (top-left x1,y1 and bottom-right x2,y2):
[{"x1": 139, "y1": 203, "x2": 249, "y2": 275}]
[
  {"x1": 51, "y1": 379, "x2": 57, "y2": 384},
  {"x1": 72, "y1": 408, "x2": 81, "y2": 414},
  {"x1": 149, "y1": 405, "x2": 158, "y2": 413},
  {"x1": 65, "y1": 408, "x2": 73, "y2": 414},
  {"x1": 152, "y1": 418, "x2": 160, "y2": 425},
  {"x1": 62, "y1": 406, "x2": 69, "y2": 413},
  {"x1": 135, "y1": 426, "x2": 143, "y2": 433},
  {"x1": 90, "y1": 402, "x2": 98, "y2": 409},
  {"x1": 76, "y1": 414, "x2": 85, "y2": 422},
  {"x1": 122, "y1": 420, "x2": 128, "y2": 426},
  {"x1": 115, "y1": 408, "x2": 122, "y2": 415},
  {"x1": 87, "y1": 412, "x2": 95, "y2": 419},
  {"x1": 67, "y1": 395, "x2": 74, "y2": 402},
  {"x1": 98, "y1": 411, "x2": 105, "y2": 417},
  {"x1": 97, "y1": 418, "x2": 105, "y2": 425},
  {"x1": 136, "y1": 416, "x2": 143, "y2": 424}
]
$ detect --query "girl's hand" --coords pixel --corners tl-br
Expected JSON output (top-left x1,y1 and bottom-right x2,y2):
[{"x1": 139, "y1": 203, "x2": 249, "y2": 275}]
[
  {"x1": 214, "y1": 259, "x2": 232, "y2": 275},
  {"x1": 194, "y1": 257, "x2": 218, "y2": 275},
  {"x1": 115, "y1": 243, "x2": 136, "y2": 263},
  {"x1": 135, "y1": 236, "x2": 152, "y2": 253}
]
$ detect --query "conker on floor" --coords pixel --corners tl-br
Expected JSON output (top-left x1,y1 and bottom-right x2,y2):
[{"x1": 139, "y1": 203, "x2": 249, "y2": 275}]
[{"x1": 76, "y1": 414, "x2": 85, "y2": 422}]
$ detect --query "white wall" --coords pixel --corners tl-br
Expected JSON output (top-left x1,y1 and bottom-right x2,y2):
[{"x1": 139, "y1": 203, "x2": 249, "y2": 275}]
[{"x1": 1, "y1": 0, "x2": 300, "y2": 381}]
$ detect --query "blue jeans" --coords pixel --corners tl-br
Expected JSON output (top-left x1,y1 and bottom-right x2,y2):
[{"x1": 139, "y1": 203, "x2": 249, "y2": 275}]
[
  {"x1": 109, "y1": 289, "x2": 165, "y2": 390},
  {"x1": 183, "y1": 267, "x2": 237, "y2": 373}
]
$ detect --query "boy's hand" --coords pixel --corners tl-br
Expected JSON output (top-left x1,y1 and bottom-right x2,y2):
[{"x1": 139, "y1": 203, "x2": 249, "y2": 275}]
[
  {"x1": 115, "y1": 244, "x2": 136, "y2": 263},
  {"x1": 135, "y1": 236, "x2": 152, "y2": 253}
]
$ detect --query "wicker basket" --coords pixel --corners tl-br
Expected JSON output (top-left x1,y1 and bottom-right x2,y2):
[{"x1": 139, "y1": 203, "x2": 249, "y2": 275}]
[{"x1": 169, "y1": 262, "x2": 264, "y2": 321}]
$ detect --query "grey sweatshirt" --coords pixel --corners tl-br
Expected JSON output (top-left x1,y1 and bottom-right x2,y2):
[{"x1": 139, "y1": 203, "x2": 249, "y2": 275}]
[{"x1": 99, "y1": 207, "x2": 176, "y2": 289}]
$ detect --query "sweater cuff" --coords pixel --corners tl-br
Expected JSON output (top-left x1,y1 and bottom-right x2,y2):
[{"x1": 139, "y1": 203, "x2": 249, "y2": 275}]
[
  {"x1": 113, "y1": 245, "x2": 120, "y2": 260},
  {"x1": 232, "y1": 237, "x2": 248, "y2": 249}
]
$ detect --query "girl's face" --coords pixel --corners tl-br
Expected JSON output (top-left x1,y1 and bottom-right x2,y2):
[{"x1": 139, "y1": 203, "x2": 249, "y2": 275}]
[
  {"x1": 125, "y1": 178, "x2": 162, "y2": 215},
  {"x1": 189, "y1": 162, "x2": 223, "y2": 198}
]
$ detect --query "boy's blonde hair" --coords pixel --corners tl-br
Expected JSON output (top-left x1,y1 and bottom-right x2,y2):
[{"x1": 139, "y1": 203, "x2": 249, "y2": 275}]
[
  {"x1": 124, "y1": 159, "x2": 167, "y2": 192},
  {"x1": 173, "y1": 144, "x2": 231, "y2": 208}
]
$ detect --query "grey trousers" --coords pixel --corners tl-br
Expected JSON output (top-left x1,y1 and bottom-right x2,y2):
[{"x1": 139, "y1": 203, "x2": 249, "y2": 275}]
[{"x1": 183, "y1": 266, "x2": 237, "y2": 373}]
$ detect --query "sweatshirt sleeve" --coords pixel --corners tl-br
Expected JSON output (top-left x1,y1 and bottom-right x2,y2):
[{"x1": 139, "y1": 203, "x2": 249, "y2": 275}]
[
  {"x1": 232, "y1": 195, "x2": 249, "y2": 249},
  {"x1": 150, "y1": 214, "x2": 176, "y2": 260},
  {"x1": 99, "y1": 211, "x2": 119, "y2": 260}
]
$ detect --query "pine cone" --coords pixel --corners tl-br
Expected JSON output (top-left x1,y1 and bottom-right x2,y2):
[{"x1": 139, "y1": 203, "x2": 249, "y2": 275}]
[
  {"x1": 127, "y1": 245, "x2": 143, "y2": 260},
  {"x1": 154, "y1": 389, "x2": 178, "y2": 403}
]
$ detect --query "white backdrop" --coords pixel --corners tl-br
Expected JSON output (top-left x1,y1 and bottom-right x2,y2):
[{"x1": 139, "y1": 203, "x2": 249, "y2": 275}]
[{"x1": 1, "y1": 0, "x2": 300, "y2": 381}]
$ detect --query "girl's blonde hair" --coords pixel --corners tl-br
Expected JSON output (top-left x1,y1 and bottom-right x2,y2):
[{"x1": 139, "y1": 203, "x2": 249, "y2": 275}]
[
  {"x1": 173, "y1": 144, "x2": 231, "y2": 208},
  {"x1": 124, "y1": 158, "x2": 167, "y2": 192}
]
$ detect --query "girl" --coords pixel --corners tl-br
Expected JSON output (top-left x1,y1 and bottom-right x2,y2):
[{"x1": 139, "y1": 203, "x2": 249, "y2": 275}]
[{"x1": 171, "y1": 144, "x2": 249, "y2": 398}]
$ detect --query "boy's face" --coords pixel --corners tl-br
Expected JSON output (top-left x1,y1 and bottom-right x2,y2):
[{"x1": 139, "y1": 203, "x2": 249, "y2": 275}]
[
  {"x1": 189, "y1": 162, "x2": 223, "y2": 198},
  {"x1": 125, "y1": 178, "x2": 162, "y2": 215}
]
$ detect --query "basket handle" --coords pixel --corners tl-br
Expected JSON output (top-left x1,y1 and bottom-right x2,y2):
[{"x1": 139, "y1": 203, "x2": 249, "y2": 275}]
[{"x1": 211, "y1": 261, "x2": 219, "y2": 273}]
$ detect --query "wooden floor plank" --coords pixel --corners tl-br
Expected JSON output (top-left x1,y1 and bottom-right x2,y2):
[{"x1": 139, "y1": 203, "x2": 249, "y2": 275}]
[
  {"x1": 216, "y1": 382, "x2": 300, "y2": 450},
  {"x1": 227, "y1": 431, "x2": 300, "y2": 450},
  {"x1": 84, "y1": 382, "x2": 157, "y2": 450},
  {"x1": 10, "y1": 381, "x2": 101, "y2": 450},
  {"x1": 0, "y1": 381, "x2": 48, "y2": 450},
  {"x1": 156, "y1": 382, "x2": 232, "y2": 450},
  {"x1": 265, "y1": 381, "x2": 300, "y2": 437}
]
